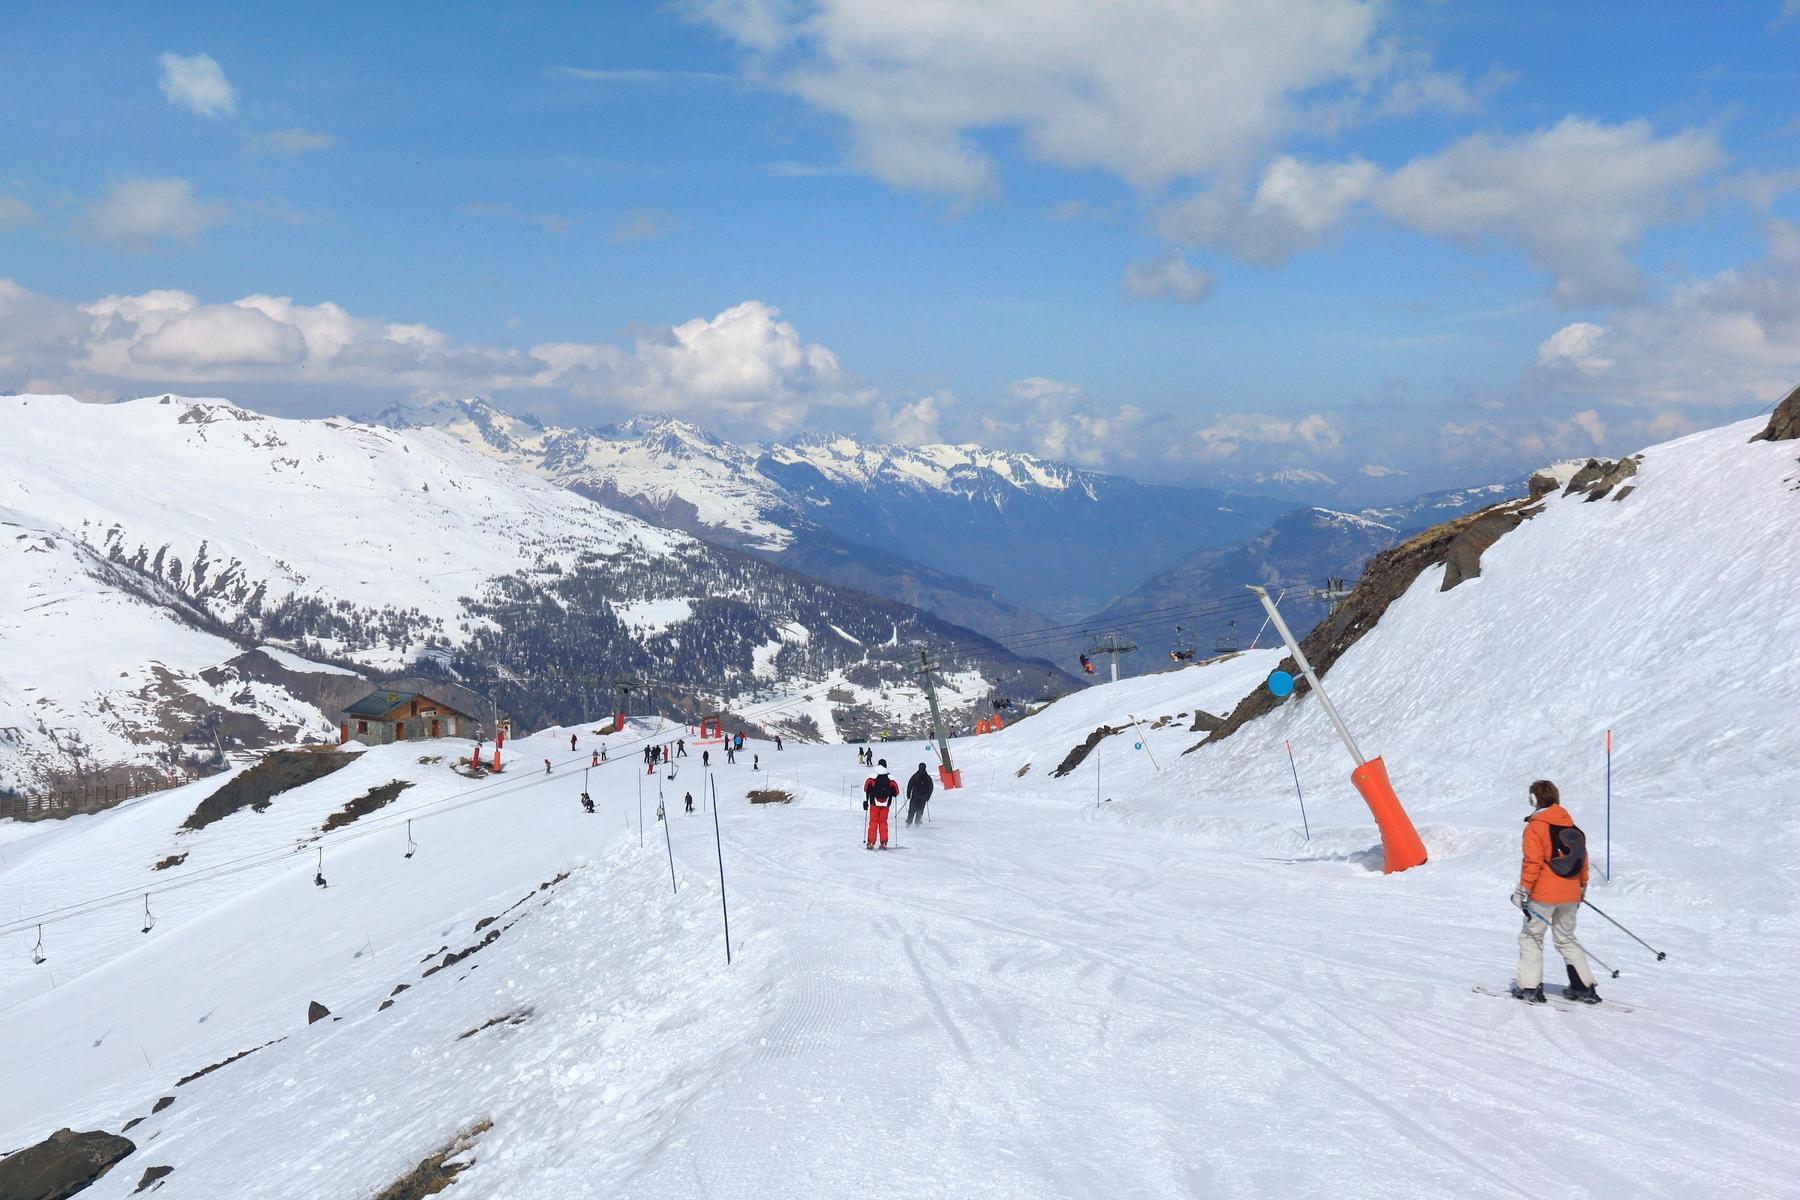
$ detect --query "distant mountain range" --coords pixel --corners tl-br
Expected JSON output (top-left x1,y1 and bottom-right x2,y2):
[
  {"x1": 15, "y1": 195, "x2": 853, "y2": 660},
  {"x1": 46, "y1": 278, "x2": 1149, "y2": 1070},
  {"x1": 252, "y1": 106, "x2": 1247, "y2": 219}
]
[
  {"x1": 2, "y1": 394, "x2": 1070, "y2": 796},
  {"x1": 371, "y1": 399, "x2": 1294, "y2": 628}
]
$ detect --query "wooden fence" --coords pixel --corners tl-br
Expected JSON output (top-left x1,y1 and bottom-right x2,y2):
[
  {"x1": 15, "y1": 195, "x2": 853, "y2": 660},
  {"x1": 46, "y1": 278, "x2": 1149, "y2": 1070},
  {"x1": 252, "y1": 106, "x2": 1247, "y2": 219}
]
[{"x1": 0, "y1": 776, "x2": 180, "y2": 822}]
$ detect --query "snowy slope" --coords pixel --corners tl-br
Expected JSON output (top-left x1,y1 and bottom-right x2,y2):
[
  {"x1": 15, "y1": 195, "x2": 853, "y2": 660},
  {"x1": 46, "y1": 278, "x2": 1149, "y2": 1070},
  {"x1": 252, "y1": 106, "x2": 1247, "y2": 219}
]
[
  {"x1": 0, "y1": 414, "x2": 1792, "y2": 1199},
  {"x1": 0, "y1": 504, "x2": 333, "y2": 795},
  {"x1": 3, "y1": 395, "x2": 1063, "y2": 795}
]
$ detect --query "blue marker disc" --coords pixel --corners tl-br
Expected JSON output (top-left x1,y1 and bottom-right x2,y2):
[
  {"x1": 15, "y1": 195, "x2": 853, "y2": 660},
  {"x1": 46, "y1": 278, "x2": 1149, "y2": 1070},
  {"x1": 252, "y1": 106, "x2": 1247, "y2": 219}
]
[
  {"x1": 1134, "y1": 741, "x2": 1143, "y2": 750},
  {"x1": 1267, "y1": 670, "x2": 1296, "y2": 698}
]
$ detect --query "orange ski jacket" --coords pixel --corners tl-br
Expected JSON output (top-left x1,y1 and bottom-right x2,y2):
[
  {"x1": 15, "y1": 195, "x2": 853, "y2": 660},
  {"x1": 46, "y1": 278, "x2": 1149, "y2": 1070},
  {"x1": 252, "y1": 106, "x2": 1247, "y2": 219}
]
[{"x1": 1519, "y1": 802, "x2": 1588, "y2": 905}]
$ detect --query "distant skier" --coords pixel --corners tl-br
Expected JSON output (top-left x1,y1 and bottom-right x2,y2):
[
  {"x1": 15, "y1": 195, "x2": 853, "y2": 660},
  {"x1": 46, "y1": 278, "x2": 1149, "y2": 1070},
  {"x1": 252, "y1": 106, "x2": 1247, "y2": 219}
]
[
  {"x1": 863, "y1": 759, "x2": 898, "y2": 849},
  {"x1": 581, "y1": 791, "x2": 595, "y2": 814},
  {"x1": 702, "y1": 749, "x2": 711, "y2": 769},
  {"x1": 775, "y1": 734, "x2": 783, "y2": 751},
  {"x1": 543, "y1": 758, "x2": 551, "y2": 776},
  {"x1": 684, "y1": 791, "x2": 695, "y2": 814},
  {"x1": 657, "y1": 798, "x2": 666, "y2": 822},
  {"x1": 591, "y1": 750, "x2": 600, "y2": 768},
  {"x1": 905, "y1": 763, "x2": 933, "y2": 826},
  {"x1": 570, "y1": 734, "x2": 578, "y2": 752},
  {"x1": 734, "y1": 732, "x2": 745, "y2": 752},
  {"x1": 753, "y1": 754, "x2": 760, "y2": 771},
  {"x1": 676, "y1": 738, "x2": 688, "y2": 758},
  {"x1": 1511, "y1": 779, "x2": 1600, "y2": 1005},
  {"x1": 599, "y1": 745, "x2": 607, "y2": 763},
  {"x1": 725, "y1": 744, "x2": 736, "y2": 765}
]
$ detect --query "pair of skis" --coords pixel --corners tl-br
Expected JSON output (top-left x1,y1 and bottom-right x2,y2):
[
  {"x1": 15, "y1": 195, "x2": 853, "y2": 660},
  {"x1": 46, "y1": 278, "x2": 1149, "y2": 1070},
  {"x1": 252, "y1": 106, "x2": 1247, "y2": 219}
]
[{"x1": 1472, "y1": 985, "x2": 1634, "y2": 1013}]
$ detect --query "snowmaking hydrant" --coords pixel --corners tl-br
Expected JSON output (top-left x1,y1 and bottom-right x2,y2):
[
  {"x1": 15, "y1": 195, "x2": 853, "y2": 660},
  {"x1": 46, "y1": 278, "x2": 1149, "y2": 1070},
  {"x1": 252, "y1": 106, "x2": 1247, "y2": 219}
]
[{"x1": 1248, "y1": 585, "x2": 1427, "y2": 874}]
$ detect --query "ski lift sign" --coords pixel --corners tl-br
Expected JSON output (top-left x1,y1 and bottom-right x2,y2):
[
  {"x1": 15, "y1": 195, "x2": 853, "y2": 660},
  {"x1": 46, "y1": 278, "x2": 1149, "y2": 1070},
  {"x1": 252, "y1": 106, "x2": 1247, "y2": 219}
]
[{"x1": 1266, "y1": 670, "x2": 1296, "y2": 698}]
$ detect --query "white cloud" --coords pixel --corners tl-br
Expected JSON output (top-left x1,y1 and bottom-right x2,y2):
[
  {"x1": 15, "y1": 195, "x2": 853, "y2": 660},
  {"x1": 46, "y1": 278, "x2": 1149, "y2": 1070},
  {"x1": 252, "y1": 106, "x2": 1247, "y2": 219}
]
[
  {"x1": 1121, "y1": 251, "x2": 1214, "y2": 304},
  {"x1": 86, "y1": 178, "x2": 229, "y2": 247},
  {"x1": 1359, "y1": 463, "x2": 1406, "y2": 478},
  {"x1": 1001, "y1": 377, "x2": 1146, "y2": 465},
  {"x1": 1376, "y1": 117, "x2": 1724, "y2": 305},
  {"x1": 1188, "y1": 411, "x2": 1343, "y2": 460},
  {"x1": 158, "y1": 52, "x2": 235, "y2": 118},
  {"x1": 691, "y1": 0, "x2": 1466, "y2": 194},
  {"x1": 245, "y1": 128, "x2": 340, "y2": 155},
  {"x1": 1536, "y1": 322, "x2": 1613, "y2": 374},
  {"x1": 2, "y1": 282, "x2": 867, "y2": 435},
  {"x1": 1160, "y1": 156, "x2": 1378, "y2": 264},
  {"x1": 1529, "y1": 221, "x2": 1800, "y2": 411},
  {"x1": 1568, "y1": 408, "x2": 1607, "y2": 444},
  {"x1": 874, "y1": 391, "x2": 951, "y2": 444}
]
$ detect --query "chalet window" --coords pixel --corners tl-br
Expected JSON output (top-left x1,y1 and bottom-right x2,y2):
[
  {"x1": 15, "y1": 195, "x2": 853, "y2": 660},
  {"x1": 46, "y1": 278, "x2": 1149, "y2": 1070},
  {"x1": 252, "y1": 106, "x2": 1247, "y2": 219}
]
[{"x1": 356, "y1": 721, "x2": 368, "y2": 733}]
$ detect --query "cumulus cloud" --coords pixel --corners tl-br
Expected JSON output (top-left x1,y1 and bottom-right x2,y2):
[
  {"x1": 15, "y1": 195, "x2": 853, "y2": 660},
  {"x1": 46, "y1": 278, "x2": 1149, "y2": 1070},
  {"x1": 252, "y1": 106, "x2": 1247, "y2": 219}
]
[
  {"x1": 86, "y1": 178, "x2": 229, "y2": 247},
  {"x1": 1188, "y1": 411, "x2": 1343, "y2": 460},
  {"x1": 691, "y1": 0, "x2": 1467, "y2": 194},
  {"x1": 158, "y1": 52, "x2": 235, "y2": 117},
  {"x1": 998, "y1": 377, "x2": 1147, "y2": 465},
  {"x1": 245, "y1": 128, "x2": 340, "y2": 154},
  {"x1": 0, "y1": 282, "x2": 869, "y2": 436},
  {"x1": 1376, "y1": 117, "x2": 1724, "y2": 305},
  {"x1": 874, "y1": 391, "x2": 951, "y2": 444},
  {"x1": 1529, "y1": 221, "x2": 1800, "y2": 412},
  {"x1": 1121, "y1": 251, "x2": 1214, "y2": 304},
  {"x1": 1164, "y1": 119, "x2": 1722, "y2": 300},
  {"x1": 1359, "y1": 463, "x2": 1406, "y2": 478},
  {"x1": 1160, "y1": 156, "x2": 1378, "y2": 265}
]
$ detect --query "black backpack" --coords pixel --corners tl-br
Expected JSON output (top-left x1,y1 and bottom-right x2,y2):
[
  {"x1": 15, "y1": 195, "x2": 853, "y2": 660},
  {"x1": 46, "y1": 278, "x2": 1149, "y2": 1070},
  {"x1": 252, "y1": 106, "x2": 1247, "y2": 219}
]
[{"x1": 1548, "y1": 822, "x2": 1587, "y2": 878}]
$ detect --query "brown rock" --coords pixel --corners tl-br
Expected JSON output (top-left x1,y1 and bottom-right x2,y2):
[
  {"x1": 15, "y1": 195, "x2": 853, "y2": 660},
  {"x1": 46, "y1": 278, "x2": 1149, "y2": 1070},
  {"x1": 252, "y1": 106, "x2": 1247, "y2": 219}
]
[
  {"x1": 0, "y1": 1128, "x2": 136, "y2": 1200},
  {"x1": 307, "y1": 1001, "x2": 331, "y2": 1024},
  {"x1": 135, "y1": 1165, "x2": 174, "y2": 1193},
  {"x1": 1750, "y1": 383, "x2": 1800, "y2": 442}
]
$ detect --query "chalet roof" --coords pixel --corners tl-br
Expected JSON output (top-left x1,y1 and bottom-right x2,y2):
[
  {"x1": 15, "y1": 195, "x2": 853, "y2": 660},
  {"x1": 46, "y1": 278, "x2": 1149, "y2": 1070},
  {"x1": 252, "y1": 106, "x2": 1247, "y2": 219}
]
[{"x1": 341, "y1": 690, "x2": 471, "y2": 719}]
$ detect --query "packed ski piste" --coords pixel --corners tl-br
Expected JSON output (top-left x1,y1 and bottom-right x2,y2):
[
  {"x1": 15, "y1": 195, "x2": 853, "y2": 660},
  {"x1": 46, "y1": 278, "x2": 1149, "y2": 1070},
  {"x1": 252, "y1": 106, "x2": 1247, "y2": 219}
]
[{"x1": 3, "y1": 414, "x2": 1797, "y2": 1198}]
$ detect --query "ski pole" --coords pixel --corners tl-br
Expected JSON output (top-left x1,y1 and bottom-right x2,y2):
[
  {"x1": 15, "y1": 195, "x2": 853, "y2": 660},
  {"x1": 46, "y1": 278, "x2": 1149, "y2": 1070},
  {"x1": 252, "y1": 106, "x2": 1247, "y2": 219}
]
[
  {"x1": 1582, "y1": 898, "x2": 1667, "y2": 960},
  {"x1": 1525, "y1": 904, "x2": 1618, "y2": 978}
]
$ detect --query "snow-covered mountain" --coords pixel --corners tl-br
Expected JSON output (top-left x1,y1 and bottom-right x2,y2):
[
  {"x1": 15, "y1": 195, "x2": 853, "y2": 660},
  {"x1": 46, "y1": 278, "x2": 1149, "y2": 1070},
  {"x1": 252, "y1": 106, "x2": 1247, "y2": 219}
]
[
  {"x1": 372, "y1": 399, "x2": 1291, "y2": 624},
  {"x1": 1, "y1": 406, "x2": 1793, "y2": 1199},
  {"x1": 1, "y1": 395, "x2": 1065, "y2": 797}
]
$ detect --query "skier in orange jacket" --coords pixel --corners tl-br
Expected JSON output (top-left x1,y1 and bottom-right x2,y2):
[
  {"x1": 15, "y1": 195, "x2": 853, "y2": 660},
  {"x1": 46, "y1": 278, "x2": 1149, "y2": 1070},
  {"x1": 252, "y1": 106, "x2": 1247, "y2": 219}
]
[
  {"x1": 1511, "y1": 779, "x2": 1599, "y2": 1004},
  {"x1": 863, "y1": 760, "x2": 898, "y2": 850}
]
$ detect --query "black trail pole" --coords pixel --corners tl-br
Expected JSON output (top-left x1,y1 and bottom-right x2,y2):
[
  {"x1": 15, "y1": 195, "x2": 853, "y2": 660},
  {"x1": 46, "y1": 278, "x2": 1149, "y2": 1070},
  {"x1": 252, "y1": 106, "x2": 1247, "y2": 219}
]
[
  {"x1": 660, "y1": 777, "x2": 677, "y2": 895},
  {"x1": 710, "y1": 776, "x2": 732, "y2": 964},
  {"x1": 1582, "y1": 898, "x2": 1667, "y2": 960}
]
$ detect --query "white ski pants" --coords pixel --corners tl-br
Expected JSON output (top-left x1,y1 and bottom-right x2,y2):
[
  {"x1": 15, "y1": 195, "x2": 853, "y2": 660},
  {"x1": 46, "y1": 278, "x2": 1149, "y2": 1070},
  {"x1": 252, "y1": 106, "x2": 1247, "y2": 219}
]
[{"x1": 1517, "y1": 902, "x2": 1594, "y2": 989}]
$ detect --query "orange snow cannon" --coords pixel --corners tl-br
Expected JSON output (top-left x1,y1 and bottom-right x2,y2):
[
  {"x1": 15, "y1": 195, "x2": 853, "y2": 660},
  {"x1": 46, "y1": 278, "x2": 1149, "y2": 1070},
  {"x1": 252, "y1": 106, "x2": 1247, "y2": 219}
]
[{"x1": 1350, "y1": 757, "x2": 1428, "y2": 873}]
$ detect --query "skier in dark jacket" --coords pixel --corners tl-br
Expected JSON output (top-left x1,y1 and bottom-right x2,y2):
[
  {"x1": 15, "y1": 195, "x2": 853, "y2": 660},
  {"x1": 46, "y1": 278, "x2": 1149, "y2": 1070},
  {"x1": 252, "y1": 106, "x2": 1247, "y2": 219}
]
[{"x1": 905, "y1": 763, "x2": 933, "y2": 825}]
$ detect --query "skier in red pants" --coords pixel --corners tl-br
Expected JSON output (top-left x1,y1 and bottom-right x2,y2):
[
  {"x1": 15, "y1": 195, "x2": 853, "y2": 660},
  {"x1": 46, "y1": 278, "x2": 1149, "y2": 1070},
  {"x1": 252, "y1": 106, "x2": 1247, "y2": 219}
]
[{"x1": 863, "y1": 760, "x2": 898, "y2": 849}]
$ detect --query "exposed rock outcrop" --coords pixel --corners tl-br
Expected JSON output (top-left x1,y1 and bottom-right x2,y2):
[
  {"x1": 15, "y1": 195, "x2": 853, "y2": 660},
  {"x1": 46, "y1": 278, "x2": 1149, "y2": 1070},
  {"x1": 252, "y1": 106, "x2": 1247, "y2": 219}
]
[
  {"x1": 0, "y1": 1128, "x2": 135, "y2": 1200},
  {"x1": 1750, "y1": 384, "x2": 1799, "y2": 442},
  {"x1": 182, "y1": 749, "x2": 359, "y2": 832}
]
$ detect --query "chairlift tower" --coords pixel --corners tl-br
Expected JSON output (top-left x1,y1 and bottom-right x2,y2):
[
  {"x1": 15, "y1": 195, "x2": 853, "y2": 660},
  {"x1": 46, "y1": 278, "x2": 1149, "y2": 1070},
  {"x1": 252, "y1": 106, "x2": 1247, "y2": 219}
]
[
  {"x1": 916, "y1": 648, "x2": 962, "y2": 789},
  {"x1": 1086, "y1": 631, "x2": 1138, "y2": 683}
]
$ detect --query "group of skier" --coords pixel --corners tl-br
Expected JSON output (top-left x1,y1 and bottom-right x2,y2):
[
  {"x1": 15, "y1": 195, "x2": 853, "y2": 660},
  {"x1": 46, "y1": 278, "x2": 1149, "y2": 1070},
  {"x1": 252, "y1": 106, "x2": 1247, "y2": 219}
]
[{"x1": 861, "y1": 760, "x2": 935, "y2": 849}]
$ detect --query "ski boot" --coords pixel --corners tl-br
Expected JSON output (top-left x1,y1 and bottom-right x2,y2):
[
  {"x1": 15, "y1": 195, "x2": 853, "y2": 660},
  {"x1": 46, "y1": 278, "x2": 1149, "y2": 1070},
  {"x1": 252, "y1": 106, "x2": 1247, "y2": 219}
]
[
  {"x1": 1510, "y1": 984, "x2": 1546, "y2": 1004},
  {"x1": 1564, "y1": 965, "x2": 1602, "y2": 1004}
]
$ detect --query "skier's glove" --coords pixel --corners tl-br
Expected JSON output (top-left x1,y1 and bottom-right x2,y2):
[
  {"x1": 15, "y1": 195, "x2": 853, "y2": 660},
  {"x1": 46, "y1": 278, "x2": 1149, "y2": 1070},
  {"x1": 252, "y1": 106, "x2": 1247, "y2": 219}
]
[
  {"x1": 862, "y1": 800, "x2": 869, "y2": 810},
  {"x1": 1510, "y1": 888, "x2": 1530, "y2": 910}
]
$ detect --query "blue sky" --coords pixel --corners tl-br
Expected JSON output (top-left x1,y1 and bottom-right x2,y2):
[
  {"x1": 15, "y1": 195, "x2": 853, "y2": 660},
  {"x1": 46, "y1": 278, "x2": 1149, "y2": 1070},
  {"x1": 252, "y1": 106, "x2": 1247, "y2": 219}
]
[{"x1": 3, "y1": 1, "x2": 1797, "y2": 496}]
